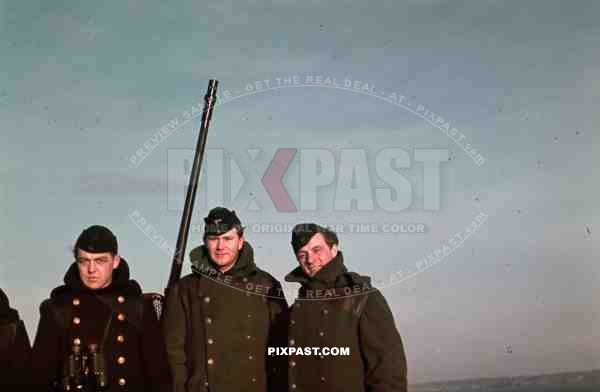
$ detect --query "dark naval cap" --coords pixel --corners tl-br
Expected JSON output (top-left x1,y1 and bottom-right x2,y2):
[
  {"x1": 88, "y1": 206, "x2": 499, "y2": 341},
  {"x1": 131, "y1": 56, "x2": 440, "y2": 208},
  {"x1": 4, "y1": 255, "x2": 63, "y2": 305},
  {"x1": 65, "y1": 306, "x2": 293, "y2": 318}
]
[
  {"x1": 74, "y1": 225, "x2": 118, "y2": 255},
  {"x1": 203, "y1": 207, "x2": 243, "y2": 237}
]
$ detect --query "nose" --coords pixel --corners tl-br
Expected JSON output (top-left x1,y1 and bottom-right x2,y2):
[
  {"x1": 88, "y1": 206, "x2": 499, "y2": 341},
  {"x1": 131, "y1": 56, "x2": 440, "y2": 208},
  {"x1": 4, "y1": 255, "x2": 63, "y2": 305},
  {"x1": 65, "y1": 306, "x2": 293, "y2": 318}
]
[{"x1": 87, "y1": 261, "x2": 96, "y2": 273}]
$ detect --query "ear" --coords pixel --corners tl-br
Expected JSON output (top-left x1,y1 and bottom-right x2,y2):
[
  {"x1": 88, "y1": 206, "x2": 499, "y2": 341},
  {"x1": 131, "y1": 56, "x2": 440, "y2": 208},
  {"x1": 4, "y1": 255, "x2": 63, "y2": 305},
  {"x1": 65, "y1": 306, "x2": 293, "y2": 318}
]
[
  {"x1": 238, "y1": 234, "x2": 245, "y2": 250},
  {"x1": 112, "y1": 255, "x2": 121, "y2": 269}
]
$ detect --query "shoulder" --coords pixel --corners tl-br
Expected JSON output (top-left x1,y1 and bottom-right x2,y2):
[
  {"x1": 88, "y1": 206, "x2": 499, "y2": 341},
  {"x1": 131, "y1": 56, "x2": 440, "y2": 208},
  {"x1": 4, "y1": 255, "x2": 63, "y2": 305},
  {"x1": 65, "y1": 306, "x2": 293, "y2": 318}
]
[
  {"x1": 121, "y1": 279, "x2": 143, "y2": 296},
  {"x1": 37, "y1": 297, "x2": 71, "y2": 329},
  {"x1": 40, "y1": 286, "x2": 72, "y2": 312},
  {"x1": 359, "y1": 288, "x2": 396, "y2": 324},
  {"x1": 0, "y1": 308, "x2": 19, "y2": 325},
  {"x1": 336, "y1": 271, "x2": 390, "y2": 315},
  {"x1": 337, "y1": 270, "x2": 373, "y2": 288},
  {"x1": 49, "y1": 283, "x2": 71, "y2": 298},
  {"x1": 253, "y1": 268, "x2": 284, "y2": 289},
  {"x1": 164, "y1": 274, "x2": 199, "y2": 298},
  {"x1": 176, "y1": 273, "x2": 200, "y2": 288}
]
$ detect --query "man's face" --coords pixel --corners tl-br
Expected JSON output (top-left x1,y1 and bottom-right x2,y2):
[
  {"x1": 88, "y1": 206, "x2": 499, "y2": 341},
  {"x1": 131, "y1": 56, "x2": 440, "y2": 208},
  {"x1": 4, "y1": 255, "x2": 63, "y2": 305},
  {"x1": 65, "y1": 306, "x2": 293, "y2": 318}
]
[
  {"x1": 206, "y1": 228, "x2": 244, "y2": 273},
  {"x1": 296, "y1": 233, "x2": 338, "y2": 277},
  {"x1": 76, "y1": 249, "x2": 120, "y2": 290}
]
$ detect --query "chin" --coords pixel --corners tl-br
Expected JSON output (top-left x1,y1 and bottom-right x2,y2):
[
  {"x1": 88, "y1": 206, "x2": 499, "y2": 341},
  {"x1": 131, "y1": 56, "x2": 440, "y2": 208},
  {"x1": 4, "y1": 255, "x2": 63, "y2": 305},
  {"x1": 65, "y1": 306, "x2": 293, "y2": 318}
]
[
  {"x1": 84, "y1": 281, "x2": 102, "y2": 289},
  {"x1": 304, "y1": 269, "x2": 316, "y2": 277},
  {"x1": 216, "y1": 257, "x2": 233, "y2": 265}
]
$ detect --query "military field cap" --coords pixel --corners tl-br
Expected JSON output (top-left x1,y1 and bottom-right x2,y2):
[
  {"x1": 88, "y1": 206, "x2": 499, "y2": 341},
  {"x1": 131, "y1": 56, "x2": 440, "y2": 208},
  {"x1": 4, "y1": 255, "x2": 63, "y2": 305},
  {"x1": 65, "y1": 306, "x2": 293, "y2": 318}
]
[
  {"x1": 204, "y1": 207, "x2": 242, "y2": 237},
  {"x1": 75, "y1": 225, "x2": 118, "y2": 255},
  {"x1": 291, "y1": 223, "x2": 338, "y2": 254}
]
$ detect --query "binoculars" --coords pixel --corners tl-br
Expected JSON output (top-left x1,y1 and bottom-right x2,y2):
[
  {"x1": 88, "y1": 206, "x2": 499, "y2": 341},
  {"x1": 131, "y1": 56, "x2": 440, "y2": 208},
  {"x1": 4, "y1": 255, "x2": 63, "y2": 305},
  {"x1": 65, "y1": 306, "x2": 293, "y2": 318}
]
[{"x1": 60, "y1": 342, "x2": 108, "y2": 391}]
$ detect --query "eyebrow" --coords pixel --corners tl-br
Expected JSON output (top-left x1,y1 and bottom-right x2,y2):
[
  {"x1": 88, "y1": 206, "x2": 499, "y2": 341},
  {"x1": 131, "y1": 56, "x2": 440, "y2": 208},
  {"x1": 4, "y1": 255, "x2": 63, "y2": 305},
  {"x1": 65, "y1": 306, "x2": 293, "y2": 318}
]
[
  {"x1": 78, "y1": 256, "x2": 110, "y2": 261},
  {"x1": 208, "y1": 235, "x2": 234, "y2": 240}
]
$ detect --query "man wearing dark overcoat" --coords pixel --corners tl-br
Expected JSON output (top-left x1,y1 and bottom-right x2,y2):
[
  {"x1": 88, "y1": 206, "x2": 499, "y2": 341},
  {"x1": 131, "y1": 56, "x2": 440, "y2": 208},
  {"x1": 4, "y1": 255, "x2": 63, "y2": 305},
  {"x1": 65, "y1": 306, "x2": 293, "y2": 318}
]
[
  {"x1": 162, "y1": 207, "x2": 288, "y2": 392},
  {"x1": 284, "y1": 223, "x2": 408, "y2": 392},
  {"x1": 30, "y1": 225, "x2": 172, "y2": 392},
  {"x1": 0, "y1": 288, "x2": 32, "y2": 389}
]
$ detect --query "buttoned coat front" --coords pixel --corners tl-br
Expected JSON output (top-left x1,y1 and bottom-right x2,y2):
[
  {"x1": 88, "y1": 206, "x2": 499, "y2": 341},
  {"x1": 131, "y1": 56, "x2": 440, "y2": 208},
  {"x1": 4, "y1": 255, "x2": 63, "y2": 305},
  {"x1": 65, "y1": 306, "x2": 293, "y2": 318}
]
[
  {"x1": 30, "y1": 260, "x2": 172, "y2": 392},
  {"x1": 161, "y1": 242, "x2": 288, "y2": 392},
  {"x1": 285, "y1": 252, "x2": 408, "y2": 392}
]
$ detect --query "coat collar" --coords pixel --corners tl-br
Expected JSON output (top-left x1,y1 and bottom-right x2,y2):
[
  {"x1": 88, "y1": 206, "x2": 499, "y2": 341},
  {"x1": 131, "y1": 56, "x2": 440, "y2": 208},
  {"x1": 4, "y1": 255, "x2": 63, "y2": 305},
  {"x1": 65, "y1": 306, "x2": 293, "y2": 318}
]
[
  {"x1": 50, "y1": 258, "x2": 142, "y2": 298},
  {"x1": 285, "y1": 251, "x2": 348, "y2": 287}
]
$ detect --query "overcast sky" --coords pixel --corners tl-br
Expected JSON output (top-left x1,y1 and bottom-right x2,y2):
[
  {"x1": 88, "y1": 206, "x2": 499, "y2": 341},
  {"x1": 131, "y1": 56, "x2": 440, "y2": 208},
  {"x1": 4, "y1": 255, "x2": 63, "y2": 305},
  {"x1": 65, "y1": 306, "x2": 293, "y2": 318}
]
[{"x1": 1, "y1": 0, "x2": 599, "y2": 384}]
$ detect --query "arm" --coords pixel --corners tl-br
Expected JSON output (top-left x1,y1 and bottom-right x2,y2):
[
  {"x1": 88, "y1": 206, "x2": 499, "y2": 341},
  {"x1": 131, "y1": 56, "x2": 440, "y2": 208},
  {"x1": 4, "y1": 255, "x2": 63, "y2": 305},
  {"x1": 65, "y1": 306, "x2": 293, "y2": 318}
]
[
  {"x1": 11, "y1": 319, "x2": 33, "y2": 386},
  {"x1": 30, "y1": 300, "x2": 63, "y2": 392},
  {"x1": 359, "y1": 291, "x2": 408, "y2": 392},
  {"x1": 266, "y1": 280, "x2": 289, "y2": 392},
  {"x1": 140, "y1": 298, "x2": 173, "y2": 392},
  {"x1": 161, "y1": 284, "x2": 188, "y2": 392}
]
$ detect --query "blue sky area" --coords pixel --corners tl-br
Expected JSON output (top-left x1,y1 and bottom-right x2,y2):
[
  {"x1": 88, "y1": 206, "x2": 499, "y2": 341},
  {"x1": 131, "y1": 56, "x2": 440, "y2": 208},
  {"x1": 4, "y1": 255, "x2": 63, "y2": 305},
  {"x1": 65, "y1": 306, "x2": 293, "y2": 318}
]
[{"x1": 1, "y1": 0, "x2": 599, "y2": 384}]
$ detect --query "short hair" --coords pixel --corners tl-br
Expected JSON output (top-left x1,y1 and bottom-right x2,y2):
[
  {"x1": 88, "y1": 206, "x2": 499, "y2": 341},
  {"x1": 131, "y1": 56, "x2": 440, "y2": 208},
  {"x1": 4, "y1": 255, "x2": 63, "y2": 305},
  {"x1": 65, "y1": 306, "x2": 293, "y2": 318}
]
[{"x1": 291, "y1": 223, "x2": 339, "y2": 254}]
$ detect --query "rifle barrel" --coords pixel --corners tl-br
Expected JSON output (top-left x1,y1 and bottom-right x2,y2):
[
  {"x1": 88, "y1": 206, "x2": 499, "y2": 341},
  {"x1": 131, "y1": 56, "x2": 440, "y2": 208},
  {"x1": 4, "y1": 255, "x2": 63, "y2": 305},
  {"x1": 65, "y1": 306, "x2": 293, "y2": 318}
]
[{"x1": 166, "y1": 80, "x2": 218, "y2": 291}]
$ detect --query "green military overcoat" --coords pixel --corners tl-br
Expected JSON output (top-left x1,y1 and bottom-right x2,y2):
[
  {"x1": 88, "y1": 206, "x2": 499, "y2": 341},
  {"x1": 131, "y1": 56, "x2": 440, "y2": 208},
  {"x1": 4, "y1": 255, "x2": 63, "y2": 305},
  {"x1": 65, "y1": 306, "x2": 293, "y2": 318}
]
[
  {"x1": 284, "y1": 252, "x2": 408, "y2": 392},
  {"x1": 162, "y1": 241, "x2": 288, "y2": 392}
]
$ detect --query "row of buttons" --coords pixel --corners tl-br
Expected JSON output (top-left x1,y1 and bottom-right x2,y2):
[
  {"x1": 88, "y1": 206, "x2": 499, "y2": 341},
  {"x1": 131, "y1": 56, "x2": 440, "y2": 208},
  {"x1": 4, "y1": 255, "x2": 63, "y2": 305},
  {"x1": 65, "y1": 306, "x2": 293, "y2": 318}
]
[
  {"x1": 288, "y1": 302, "x2": 329, "y2": 390},
  {"x1": 71, "y1": 296, "x2": 129, "y2": 388}
]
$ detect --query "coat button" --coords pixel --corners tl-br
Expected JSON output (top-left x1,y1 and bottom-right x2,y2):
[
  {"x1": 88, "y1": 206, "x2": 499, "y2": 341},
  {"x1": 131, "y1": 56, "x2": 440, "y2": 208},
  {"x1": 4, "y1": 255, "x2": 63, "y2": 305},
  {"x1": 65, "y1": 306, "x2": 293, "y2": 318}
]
[
  {"x1": 252, "y1": 377, "x2": 256, "y2": 383},
  {"x1": 291, "y1": 384, "x2": 296, "y2": 389},
  {"x1": 118, "y1": 378, "x2": 126, "y2": 386},
  {"x1": 322, "y1": 309, "x2": 329, "y2": 315},
  {"x1": 117, "y1": 313, "x2": 126, "y2": 321},
  {"x1": 204, "y1": 296, "x2": 210, "y2": 303},
  {"x1": 73, "y1": 317, "x2": 80, "y2": 325},
  {"x1": 117, "y1": 335, "x2": 125, "y2": 343},
  {"x1": 319, "y1": 331, "x2": 325, "y2": 337},
  {"x1": 72, "y1": 298, "x2": 80, "y2": 306},
  {"x1": 73, "y1": 338, "x2": 81, "y2": 345},
  {"x1": 242, "y1": 277, "x2": 248, "y2": 283},
  {"x1": 208, "y1": 338, "x2": 214, "y2": 345},
  {"x1": 289, "y1": 361, "x2": 296, "y2": 367},
  {"x1": 290, "y1": 319, "x2": 295, "y2": 325},
  {"x1": 117, "y1": 356, "x2": 126, "y2": 365},
  {"x1": 117, "y1": 296, "x2": 125, "y2": 304},
  {"x1": 319, "y1": 354, "x2": 325, "y2": 359},
  {"x1": 289, "y1": 339, "x2": 295, "y2": 346},
  {"x1": 247, "y1": 314, "x2": 252, "y2": 318},
  {"x1": 248, "y1": 355, "x2": 253, "y2": 360},
  {"x1": 246, "y1": 335, "x2": 251, "y2": 340},
  {"x1": 320, "y1": 376, "x2": 326, "y2": 382},
  {"x1": 207, "y1": 358, "x2": 214, "y2": 366},
  {"x1": 206, "y1": 317, "x2": 212, "y2": 324}
]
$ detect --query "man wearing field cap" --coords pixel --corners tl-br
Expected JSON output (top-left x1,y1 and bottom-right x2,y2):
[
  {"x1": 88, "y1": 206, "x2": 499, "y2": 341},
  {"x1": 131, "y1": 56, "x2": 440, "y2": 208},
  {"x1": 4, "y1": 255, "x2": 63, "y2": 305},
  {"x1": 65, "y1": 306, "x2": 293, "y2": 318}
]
[
  {"x1": 31, "y1": 225, "x2": 172, "y2": 392},
  {"x1": 162, "y1": 207, "x2": 288, "y2": 392},
  {"x1": 285, "y1": 222, "x2": 408, "y2": 392}
]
